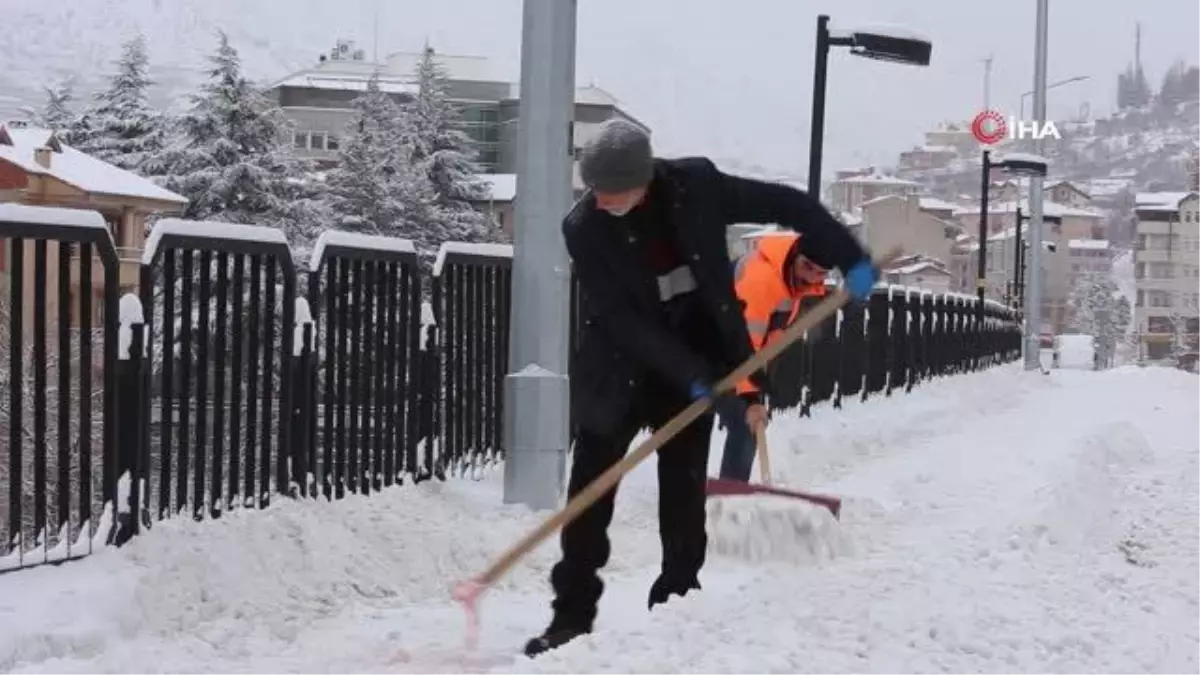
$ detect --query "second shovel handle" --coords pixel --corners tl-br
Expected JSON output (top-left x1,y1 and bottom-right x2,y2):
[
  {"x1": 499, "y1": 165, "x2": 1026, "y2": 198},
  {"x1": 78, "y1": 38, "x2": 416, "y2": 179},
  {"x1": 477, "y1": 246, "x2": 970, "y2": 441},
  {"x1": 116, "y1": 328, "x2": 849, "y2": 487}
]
[{"x1": 754, "y1": 424, "x2": 771, "y2": 485}]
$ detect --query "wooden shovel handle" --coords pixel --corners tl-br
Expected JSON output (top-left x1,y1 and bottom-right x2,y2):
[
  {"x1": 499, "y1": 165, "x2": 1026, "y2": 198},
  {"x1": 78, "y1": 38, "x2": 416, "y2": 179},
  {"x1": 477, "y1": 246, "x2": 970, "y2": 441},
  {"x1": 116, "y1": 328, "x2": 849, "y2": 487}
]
[
  {"x1": 469, "y1": 246, "x2": 903, "y2": 590},
  {"x1": 754, "y1": 424, "x2": 771, "y2": 486}
]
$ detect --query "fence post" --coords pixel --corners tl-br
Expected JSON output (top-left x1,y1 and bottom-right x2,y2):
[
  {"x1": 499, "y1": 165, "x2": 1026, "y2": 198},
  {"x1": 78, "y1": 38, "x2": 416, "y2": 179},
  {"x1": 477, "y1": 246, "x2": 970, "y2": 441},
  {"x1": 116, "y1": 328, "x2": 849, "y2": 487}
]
[
  {"x1": 289, "y1": 297, "x2": 316, "y2": 498},
  {"x1": 109, "y1": 295, "x2": 148, "y2": 547}
]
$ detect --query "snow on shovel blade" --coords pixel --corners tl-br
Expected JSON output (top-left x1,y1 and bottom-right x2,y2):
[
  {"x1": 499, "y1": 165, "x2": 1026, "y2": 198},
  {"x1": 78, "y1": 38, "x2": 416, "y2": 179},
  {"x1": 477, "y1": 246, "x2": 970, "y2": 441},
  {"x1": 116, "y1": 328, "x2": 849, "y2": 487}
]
[{"x1": 705, "y1": 478, "x2": 842, "y2": 519}]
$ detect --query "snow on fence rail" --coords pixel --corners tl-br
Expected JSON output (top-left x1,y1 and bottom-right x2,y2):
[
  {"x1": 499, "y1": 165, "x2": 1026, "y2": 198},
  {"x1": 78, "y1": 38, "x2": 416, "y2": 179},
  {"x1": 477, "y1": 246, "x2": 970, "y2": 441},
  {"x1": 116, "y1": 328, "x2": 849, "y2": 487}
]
[{"x1": 0, "y1": 207, "x2": 1023, "y2": 573}]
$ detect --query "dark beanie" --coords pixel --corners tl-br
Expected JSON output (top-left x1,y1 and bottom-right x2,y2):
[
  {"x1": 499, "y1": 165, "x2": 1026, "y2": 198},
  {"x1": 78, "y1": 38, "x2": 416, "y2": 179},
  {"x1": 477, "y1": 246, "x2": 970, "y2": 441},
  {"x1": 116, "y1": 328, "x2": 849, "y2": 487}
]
[{"x1": 579, "y1": 118, "x2": 653, "y2": 193}]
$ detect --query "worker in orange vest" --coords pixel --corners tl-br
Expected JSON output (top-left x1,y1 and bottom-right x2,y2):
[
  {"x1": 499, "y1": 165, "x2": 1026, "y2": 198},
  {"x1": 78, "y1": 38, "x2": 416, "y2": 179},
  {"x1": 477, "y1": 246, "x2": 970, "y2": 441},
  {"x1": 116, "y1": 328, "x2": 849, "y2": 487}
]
[{"x1": 718, "y1": 232, "x2": 828, "y2": 481}]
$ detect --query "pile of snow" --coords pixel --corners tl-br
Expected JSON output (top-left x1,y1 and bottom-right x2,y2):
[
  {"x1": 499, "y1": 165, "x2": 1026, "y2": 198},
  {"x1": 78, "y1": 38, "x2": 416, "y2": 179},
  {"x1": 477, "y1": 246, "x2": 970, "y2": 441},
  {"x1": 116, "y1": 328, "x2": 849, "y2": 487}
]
[{"x1": 0, "y1": 366, "x2": 1196, "y2": 673}]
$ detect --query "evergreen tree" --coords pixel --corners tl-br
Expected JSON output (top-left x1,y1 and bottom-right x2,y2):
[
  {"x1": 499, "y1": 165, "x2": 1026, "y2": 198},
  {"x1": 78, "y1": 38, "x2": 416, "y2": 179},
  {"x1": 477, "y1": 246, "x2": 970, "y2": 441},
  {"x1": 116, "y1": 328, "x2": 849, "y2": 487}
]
[
  {"x1": 69, "y1": 34, "x2": 167, "y2": 173},
  {"x1": 23, "y1": 77, "x2": 77, "y2": 132},
  {"x1": 326, "y1": 70, "x2": 432, "y2": 237},
  {"x1": 1117, "y1": 69, "x2": 1130, "y2": 109},
  {"x1": 1159, "y1": 60, "x2": 1184, "y2": 107},
  {"x1": 1131, "y1": 64, "x2": 1152, "y2": 107},
  {"x1": 1068, "y1": 270, "x2": 1130, "y2": 365},
  {"x1": 405, "y1": 45, "x2": 495, "y2": 244},
  {"x1": 157, "y1": 31, "x2": 326, "y2": 251}
]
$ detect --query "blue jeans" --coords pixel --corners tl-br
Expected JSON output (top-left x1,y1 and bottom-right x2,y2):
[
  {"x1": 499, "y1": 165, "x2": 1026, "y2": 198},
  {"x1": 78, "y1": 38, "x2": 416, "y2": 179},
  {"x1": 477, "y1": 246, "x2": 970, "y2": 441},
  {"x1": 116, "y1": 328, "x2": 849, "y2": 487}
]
[{"x1": 717, "y1": 414, "x2": 756, "y2": 481}]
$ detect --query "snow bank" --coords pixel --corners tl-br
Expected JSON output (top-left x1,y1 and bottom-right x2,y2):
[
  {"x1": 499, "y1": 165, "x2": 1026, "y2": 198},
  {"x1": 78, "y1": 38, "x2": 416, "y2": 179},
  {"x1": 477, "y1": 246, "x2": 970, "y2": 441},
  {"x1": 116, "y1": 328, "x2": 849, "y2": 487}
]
[{"x1": 1, "y1": 366, "x2": 1195, "y2": 673}]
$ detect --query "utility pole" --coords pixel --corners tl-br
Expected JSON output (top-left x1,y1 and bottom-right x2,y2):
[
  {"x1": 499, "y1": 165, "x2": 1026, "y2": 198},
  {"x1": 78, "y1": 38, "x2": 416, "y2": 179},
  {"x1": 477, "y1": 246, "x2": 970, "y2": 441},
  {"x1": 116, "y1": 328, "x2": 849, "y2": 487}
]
[
  {"x1": 1024, "y1": 0, "x2": 1050, "y2": 370},
  {"x1": 982, "y1": 54, "x2": 994, "y2": 110},
  {"x1": 372, "y1": 0, "x2": 380, "y2": 63},
  {"x1": 502, "y1": 0, "x2": 577, "y2": 510}
]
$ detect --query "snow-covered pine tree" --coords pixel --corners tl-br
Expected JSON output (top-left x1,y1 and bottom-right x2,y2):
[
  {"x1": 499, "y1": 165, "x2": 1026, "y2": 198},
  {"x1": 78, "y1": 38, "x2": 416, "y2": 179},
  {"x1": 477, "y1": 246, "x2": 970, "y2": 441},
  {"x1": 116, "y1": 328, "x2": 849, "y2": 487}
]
[
  {"x1": 405, "y1": 45, "x2": 496, "y2": 245},
  {"x1": 326, "y1": 70, "x2": 415, "y2": 236},
  {"x1": 68, "y1": 34, "x2": 168, "y2": 173},
  {"x1": 22, "y1": 77, "x2": 78, "y2": 133},
  {"x1": 157, "y1": 30, "x2": 326, "y2": 251},
  {"x1": 1067, "y1": 270, "x2": 1129, "y2": 366}
]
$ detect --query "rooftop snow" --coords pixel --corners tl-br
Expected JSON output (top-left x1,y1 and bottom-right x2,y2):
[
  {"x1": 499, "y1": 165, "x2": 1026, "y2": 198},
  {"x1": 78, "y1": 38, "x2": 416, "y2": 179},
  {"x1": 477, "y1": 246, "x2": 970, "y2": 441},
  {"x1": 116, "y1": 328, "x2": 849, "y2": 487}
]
[
  {"x1": 1068, "y1": 239, "x2": 1110, "y2": 250},
  {"x1": 271, "y1": 74, "x2": 418, "y2": 95},
  {"x1": 919, "y1": 196, "x2": 959, "y2": 212},
  {"x1": 0, "y1": 126, "x2": 187, "y2": 205},
  {"x1": 1135, "y1": 191, "x2": 1195, "y2": 207},
  {"x1": 478, "y1": 173, "x2": 516, "y2": 202},
  {"x1": 953, "y1": 198, "x2": 1103, "y2": 219},
  {"x1": 836, "y1": 172, "x2": 918, "y2": 187}
]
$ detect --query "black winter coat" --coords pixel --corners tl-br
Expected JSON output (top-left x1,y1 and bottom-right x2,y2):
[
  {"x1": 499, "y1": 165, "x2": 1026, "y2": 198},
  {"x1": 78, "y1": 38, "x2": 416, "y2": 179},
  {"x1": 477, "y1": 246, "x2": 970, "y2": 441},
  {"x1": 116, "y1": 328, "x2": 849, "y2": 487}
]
[{"x1": 564, "y1": 157, "x2": 868, "y2": 435}]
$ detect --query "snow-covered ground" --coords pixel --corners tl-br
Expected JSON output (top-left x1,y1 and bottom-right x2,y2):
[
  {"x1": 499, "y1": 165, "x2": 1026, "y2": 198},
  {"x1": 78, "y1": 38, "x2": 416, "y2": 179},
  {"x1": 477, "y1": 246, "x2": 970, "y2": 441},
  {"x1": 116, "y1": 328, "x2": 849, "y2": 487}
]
[{"x1": 1, "y1": 365, "x2": 1197, "y2": 673}]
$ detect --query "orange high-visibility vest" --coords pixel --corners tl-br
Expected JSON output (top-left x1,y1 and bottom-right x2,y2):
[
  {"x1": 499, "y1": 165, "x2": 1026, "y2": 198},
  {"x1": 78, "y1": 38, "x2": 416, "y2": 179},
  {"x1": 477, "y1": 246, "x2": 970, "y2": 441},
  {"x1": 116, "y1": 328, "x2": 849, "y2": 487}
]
[{"x1": 733, "y1": 233, "x2": 827, "y2": 395}]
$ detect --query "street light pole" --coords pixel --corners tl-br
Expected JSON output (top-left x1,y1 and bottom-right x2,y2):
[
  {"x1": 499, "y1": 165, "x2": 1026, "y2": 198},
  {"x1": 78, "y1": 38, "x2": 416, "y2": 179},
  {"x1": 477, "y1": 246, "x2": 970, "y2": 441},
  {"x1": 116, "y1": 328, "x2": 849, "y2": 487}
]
[
  {"x1": 1018, "y1": 75, "x2": 1090, "y2": 118},
  {"x1": 806, "y1": 15, "x2": 931, "y2": 197},
  {"x1": 1024, "y1": 0, "x2": 1051, "y2": 371},
  {"x1": 808, "y1": 16, "x2": 835, "y2": 196},
  {"x1": 977, "y1": 150, "x2": 991, "y2": 322},
  {"x1": 502, "y1": 0, "x2": 577, "y2": 509},
  {"x1": 1013, "y1": 205, "x2": 1024, "y2": 307}
]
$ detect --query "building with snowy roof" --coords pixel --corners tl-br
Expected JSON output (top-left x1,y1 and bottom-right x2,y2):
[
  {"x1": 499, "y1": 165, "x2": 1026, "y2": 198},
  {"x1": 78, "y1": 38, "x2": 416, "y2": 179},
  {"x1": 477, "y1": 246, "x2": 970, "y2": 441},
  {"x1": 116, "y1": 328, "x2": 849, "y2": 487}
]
[
  {"x1": 266, "y1": 40, "x2": 648, "y2": 178},
  {"x1": 1132, "y1": 191, "x2": 1199, "y2": 363},
  {"x1": 0, "y1": 124, "x2": 187, "y2": 330},
  {"x1": 267, "y1": 40, "x2": 650, "y2": 238}
]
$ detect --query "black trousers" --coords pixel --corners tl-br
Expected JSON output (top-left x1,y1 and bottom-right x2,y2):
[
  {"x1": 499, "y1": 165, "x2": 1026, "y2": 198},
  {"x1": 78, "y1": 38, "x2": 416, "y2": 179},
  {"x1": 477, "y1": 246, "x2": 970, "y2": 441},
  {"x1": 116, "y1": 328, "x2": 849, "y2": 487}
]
[{"x1": 548, "y1": 383, "x2": 713, "y2": 629}]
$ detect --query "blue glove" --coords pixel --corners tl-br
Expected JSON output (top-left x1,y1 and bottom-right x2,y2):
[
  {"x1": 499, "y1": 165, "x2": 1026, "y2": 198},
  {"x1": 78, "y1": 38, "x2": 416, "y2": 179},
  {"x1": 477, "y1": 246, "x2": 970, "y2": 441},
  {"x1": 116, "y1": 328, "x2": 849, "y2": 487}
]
[
  {"x1": 844, "y1": 259, "x2": 879, "y2": 302},
  {"x1": 689, "y1": 381, "x2": 748, "y2": 429}
]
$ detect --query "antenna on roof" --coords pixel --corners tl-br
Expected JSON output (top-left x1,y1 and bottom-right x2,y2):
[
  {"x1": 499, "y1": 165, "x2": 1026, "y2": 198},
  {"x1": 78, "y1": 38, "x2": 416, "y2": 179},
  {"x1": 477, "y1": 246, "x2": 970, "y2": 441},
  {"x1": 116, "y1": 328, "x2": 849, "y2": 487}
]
[{"x1": 372, "y1": 0, "x2": 380, "y2": 63}]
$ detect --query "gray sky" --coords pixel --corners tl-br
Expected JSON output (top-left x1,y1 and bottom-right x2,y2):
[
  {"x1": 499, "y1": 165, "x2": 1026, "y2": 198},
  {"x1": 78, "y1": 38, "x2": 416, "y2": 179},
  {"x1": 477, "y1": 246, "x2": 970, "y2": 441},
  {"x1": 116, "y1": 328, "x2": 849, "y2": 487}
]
[
  {"x1": 249, "y1": 0, "x2": 1196, "y2": 177},
  {"x1": 10, "y1": 0, "x2": 1198, "y2": 178}
]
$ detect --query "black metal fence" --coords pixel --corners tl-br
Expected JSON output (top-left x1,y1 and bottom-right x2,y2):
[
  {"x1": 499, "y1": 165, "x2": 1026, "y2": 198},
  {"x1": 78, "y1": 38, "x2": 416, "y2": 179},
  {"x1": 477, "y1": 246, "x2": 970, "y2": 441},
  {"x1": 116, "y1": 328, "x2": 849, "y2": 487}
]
[{"x1": 1, "y1": 210, "x2": 1022, "y2": 573}]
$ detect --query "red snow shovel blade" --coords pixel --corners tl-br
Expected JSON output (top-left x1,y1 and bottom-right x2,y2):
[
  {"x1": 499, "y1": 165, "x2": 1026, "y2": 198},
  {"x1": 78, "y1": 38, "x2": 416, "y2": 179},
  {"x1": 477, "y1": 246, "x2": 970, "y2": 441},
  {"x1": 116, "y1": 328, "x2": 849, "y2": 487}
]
[{"x1": 705, "y1": 478, "x2": 842, "y2": 519}]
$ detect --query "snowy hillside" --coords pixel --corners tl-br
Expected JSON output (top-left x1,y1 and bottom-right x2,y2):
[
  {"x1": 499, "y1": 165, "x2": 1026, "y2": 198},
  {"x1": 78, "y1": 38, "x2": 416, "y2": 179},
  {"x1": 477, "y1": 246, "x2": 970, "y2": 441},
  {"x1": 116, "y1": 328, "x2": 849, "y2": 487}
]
[
  {"x1": 1, "y1": 365, "x2": 1196, "y2": 673},
  {"x1": 0, "y1": 0, "x2": 437, "y2": 118}
]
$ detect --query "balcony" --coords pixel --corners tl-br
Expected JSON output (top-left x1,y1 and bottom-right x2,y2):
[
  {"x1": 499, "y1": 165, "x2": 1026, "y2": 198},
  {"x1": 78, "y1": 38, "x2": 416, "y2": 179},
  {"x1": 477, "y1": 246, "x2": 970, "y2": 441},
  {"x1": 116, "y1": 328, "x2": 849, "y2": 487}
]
[
  {"x1": 1134, "y1": 247, "x2": 1178, "y2": 264},
  {"x1": 1136, "y1": 220, "x2": 1180, "y2": 235}
]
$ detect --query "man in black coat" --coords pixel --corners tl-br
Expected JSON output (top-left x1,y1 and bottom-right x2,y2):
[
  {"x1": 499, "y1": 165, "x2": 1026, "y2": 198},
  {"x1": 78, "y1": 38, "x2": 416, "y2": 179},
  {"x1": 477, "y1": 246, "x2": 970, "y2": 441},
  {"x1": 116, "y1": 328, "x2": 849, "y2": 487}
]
[{"x1": 524, "y1": 119, "x2": 881, "y2": 657}]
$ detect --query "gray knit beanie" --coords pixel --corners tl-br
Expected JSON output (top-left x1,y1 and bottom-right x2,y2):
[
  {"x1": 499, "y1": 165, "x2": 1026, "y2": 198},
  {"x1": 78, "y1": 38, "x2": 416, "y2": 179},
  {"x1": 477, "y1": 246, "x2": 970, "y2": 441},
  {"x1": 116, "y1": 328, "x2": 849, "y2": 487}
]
[{"x1": 579, "y1": 118, "x2": 654, "y2": 193}]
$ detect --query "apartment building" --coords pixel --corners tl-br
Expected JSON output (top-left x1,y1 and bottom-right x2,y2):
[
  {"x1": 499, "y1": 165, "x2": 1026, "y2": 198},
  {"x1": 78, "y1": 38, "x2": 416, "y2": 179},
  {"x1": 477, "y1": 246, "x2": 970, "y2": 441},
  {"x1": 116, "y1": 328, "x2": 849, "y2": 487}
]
[
  {"x1": 880, "y1": 254, "x2": 955, "y2": 293},
  {"x1": 1132, "y1": 191, "x2": 1200, "y2": 362},
  {"x1": 266, "y1": 40, "x2": 649, "y2": 225},
  {"x1": 858, "y1": 194, "x2": 961, "y2": 267},
  {"x1": 950, "y1": 198, "x2": 1106, "y2": 332},
  {"x1": 826, "y1": 170, "x2": 920, "y2": 215},
  {"x1": 0, "y1": 124, "x2": 187, "y2": 330}
]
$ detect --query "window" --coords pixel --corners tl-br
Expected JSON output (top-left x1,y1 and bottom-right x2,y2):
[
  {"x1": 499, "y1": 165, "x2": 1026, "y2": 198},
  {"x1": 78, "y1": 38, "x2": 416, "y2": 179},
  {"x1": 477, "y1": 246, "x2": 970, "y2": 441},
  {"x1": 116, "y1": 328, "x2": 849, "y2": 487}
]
[
  {"x1": 293, "y1": 132, "x2": 309, "y2": 149},
  {"x1": 326, "y1": 135, "x2": 339, "y2": 151},
  {"x1": 1148, "y1": 316, "x2": 1174, "y2": 333},
  {"x1": 1145, "y1": 290, "x2": 1173, "y2": 308},
  {"x1": 310, "y1": 132, "x2": 327, "y2": 150}
]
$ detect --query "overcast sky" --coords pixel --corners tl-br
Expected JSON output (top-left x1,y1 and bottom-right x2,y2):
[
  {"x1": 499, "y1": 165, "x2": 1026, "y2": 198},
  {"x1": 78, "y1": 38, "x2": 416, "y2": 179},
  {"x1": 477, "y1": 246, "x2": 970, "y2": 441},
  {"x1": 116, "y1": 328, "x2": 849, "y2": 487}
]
[
  {"x1": 246, "y1": 0, "x2": 1194, "y2": 178},
  {"x1": 12, "y1": 0, "x2": 1196, "y2": 179}
]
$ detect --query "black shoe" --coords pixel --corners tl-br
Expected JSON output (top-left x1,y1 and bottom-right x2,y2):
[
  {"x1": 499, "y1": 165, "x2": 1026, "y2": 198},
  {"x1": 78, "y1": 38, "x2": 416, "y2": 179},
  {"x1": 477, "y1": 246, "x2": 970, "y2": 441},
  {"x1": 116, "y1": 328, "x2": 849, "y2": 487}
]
[
  {"x1": 523, "y1": 624, "x2": 591, "y2": 658},
  {"x1": 647, "y1": 575, "x2": 701, "y2": 610}
]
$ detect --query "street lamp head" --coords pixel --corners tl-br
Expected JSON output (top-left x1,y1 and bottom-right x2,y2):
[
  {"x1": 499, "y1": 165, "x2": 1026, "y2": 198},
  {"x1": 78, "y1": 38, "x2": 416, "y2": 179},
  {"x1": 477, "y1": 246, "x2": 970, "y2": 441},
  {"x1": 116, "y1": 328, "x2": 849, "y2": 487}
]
[
  {"x1": 844, "y1": 25, "x2": 932, "y2": 66},
  {"x1": 995, "y1": 151, "x2": 1050, "y2": 178}
]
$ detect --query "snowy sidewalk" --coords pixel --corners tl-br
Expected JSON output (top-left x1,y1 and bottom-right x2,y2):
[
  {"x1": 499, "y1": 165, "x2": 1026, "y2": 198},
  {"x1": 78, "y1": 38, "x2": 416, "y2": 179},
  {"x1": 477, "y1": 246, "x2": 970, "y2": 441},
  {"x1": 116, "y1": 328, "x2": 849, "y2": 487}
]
[{"x1": 1, "y1": 365, "x2": 1196, "y2": 673}]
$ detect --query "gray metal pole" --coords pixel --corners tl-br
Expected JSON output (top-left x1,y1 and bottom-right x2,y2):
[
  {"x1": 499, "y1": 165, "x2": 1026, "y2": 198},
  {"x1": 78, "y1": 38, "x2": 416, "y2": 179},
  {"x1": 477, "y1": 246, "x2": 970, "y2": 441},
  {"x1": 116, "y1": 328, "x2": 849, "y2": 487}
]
[
  {"x1": 502, "y1": 0, "x2": 577, "y2": 509},
  {"x1": 1024, "y1": 0, "x2": 1050, "y2": 370}
]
